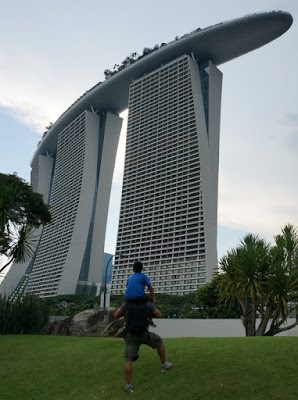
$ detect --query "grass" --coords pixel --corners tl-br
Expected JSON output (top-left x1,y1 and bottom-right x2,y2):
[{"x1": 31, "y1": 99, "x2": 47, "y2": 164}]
[{"x1": 0, "y1": 335, "x2": 297, "y2": 400}]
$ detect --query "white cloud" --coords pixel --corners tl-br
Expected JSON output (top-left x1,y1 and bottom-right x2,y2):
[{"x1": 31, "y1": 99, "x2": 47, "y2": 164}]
[
  {"x1": 0, "y1": 70, "x2": 71, "y2": 133},
  {"x1": 281, "y1": 112, "x2": 298, "y2": 126},
  {"x1": 218, "y1": 172, "x2": 298, "y2": 236},
  {"x1": 0, "y1": 46, "x2": 97, "y2": 133}
]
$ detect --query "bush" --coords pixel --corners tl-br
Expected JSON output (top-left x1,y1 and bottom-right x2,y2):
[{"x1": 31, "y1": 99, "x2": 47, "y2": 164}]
[
  {"x1": 0, "y1": 294, "x2": 51, "y2": 334},
  {"x1": 44, "y1": 294, "x2": 101, "y2": 316}
]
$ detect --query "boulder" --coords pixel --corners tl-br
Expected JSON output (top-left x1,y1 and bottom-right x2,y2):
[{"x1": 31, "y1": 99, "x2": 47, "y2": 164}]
[
  {"x1": 41, "y1": 307, "x2": 124, "y2": 337},
  {"x1": 42, "y1": 316, "x2": 72, "y2": 335}
]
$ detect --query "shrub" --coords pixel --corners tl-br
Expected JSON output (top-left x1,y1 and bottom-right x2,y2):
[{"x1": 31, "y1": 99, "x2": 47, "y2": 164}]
[{"x1": 0, "y1": 293, "x2": 51, "y2": 334}]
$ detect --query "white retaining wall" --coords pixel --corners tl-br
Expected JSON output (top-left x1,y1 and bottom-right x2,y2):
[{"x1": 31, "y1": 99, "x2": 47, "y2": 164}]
[{"x1": 150, "y1": 318, "x2": 298, "y2": 338}]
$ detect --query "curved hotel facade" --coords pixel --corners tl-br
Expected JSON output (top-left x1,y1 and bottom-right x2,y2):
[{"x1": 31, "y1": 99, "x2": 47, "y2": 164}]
[{"x1": 0, "y1": 11, "x2": 292, "y2": 298}]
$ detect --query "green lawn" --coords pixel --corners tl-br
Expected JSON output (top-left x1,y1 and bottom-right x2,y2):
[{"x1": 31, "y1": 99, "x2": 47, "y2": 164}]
[{"x1": 0, "y1": 335, "x2": 297, "y2": 400}]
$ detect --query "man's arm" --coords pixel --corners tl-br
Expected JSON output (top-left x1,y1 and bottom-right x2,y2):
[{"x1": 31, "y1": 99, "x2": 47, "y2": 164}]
[
  {"x1": 147, "y1": 284, "x2": 156, "y2": 304},
  {"x1": 152, "y1": 308, "x2": 162, "y2": 318},
  {"x1": 114, "y1": 308, "x2": 124, "y2": 319}
]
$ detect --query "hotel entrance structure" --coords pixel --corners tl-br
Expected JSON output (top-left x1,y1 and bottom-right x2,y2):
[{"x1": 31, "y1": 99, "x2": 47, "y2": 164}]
[{"x1": 0, "y1": 11, "x2": 292, "y2": 298}]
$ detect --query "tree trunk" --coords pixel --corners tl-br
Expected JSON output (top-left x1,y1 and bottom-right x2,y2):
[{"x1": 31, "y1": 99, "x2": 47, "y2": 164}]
[
  {"x1": 236, "y1": 294, "x2": 256, "y2": 336},
  {"x1": 265, "y1": 317, "x2": 298, "y2": 336},
  {"x1": 256, "y1": 304, "x2": 274, "y2": 336},
  {"x1": 242, "y1": 315, "x2": 256, "y2": 336}
]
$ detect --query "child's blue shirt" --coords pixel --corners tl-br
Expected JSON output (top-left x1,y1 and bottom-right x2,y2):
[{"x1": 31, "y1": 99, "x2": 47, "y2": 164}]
[{"x1": 125, "y1": 272, "x2": 151, "y2": 299}]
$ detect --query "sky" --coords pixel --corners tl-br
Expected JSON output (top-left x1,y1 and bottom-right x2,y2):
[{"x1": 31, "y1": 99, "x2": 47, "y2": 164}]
[{"x1": 0, "y1": 0, "x2": 297, "y2": 275}]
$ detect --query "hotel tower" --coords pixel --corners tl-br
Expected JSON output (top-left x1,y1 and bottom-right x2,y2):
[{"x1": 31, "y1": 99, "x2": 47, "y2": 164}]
[{"x1": 112, "y1": 56, "x2": 221, "y2": 295}]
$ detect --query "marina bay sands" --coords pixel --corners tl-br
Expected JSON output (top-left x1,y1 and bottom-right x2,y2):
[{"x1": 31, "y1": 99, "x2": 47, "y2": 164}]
[{"x1": 0, "y1": 11, "x2": 293, "y2": 300}]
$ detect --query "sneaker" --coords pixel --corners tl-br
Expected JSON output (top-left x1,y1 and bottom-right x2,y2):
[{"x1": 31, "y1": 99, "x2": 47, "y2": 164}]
[
  {"x1": 125, "y1": 384, "x2": 134, "y2": 393},
  {"x1": 148, "y1": 321, "x2": 157, "y2": 327},
  {"x1": 161, "y1": 361, "x2": 172, "y2": 372}
]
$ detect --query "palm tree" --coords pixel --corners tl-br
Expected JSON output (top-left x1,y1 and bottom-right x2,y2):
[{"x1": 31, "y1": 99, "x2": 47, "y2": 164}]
[
  {"x1": 0, "y1": 224, "x2": 38, "y2": 274},
  {"x1": 264, "y1": 225, "x2": 298, "y2": 335},
  {"x1": 218, "y1": 227, "x2": 298, "y2": 336},
  {"x1": 0, "y1": 173, "x2": 51, "y2": 275},
  {"x1": 219, "y1": 234, "x2": 270, "y2": 336},
  {"x1": 274, "y1": 224, "x2": 298, "y2": 270}
]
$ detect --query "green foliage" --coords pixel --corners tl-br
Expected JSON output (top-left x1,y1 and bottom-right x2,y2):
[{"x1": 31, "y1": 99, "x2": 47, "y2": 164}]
[
  {"x1": 111, "y1": 293, "x2": 196, "y2": 318},
  {"x1": 104, "y1": 47, "x2": 160, "y2": 79},
  {"x1": 44, "y1": 294, "x2": 101, "y2": 316},
  {"x1": 218, "y1": 224, "x2": 298, "y2": 336},
  {"x1": 182, "y1": 302, "x2": 192, "y2": 316},
  {"x1": 195, "y1": 275, "x2": 242, "y2": 318},
  {"x1": 155, "y1": 293, "x2": 186, "y2": 317},
  {"x1": 110, "y1": 294, "x2": 126, "y2": 308},
  {"x1": 0, "y1": 173, "x2": 51, "y2": 231},
  {"x1": 104, "y1": 51, "x2": 140, "y2": 79},
  {"x1": 111, "y1": 293, "x2": 184, "y2": 317},
  {"x1": 103, "y1": 28, "x2": 202, "y2": 80},
  {"x1": 0, "y1": 173, "x2": 51, "y2": 273},
  {"x1": 184, "y1": 309, "x2": 201, "y2": 319},
  {"x1": 111, "y1": 289, "x2": 240, "y2": 319},
  {"x1": 0, "y1": 294, "x2": 51, "y2": 334},
  {"x1": 1, "y1": 336, "x2": 297, "y2": 400}
]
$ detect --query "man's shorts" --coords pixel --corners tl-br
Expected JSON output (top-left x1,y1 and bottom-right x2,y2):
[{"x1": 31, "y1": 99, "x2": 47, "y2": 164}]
[{"x1": 124, "y1": 331, "x2": 163, "y2": 362}]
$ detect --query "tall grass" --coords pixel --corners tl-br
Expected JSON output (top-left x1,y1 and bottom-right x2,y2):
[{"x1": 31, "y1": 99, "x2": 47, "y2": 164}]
[{"x1": 0, "y1": 293, "x2": 50, "y2": 334}]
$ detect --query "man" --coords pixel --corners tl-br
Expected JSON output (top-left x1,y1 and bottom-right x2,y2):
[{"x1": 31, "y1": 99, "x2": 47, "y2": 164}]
[{"x1": 114, "y1": 299, "x2": 172, "y2": 393}]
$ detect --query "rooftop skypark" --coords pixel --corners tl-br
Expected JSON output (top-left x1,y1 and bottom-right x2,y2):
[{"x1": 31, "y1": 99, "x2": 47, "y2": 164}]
[{"x1": 32, "y1": 10, "x2": 292, "y2": 166}]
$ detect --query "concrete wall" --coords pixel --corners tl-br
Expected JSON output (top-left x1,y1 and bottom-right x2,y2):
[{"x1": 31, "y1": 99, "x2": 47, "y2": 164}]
[{"x1": 151, "y1": 318, "x2": 298, "y2": 338}]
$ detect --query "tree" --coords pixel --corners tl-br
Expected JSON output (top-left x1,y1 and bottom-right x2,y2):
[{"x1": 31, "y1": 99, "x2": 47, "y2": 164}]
[
  {"x1": 182, "y1": 302, "x2": 192, "y2": 317},
  {"x1": 111, "y1": 287, "x2": 241, "y2": 319},
  {"x1": 44, "y1": 294, "x2": 101, "y2": 317},
  {"x1": 184, "y1": 309, "x2": 201, "y2": 318},
  {"x1": 218, "y1": 225, "x2": 298, "y2": 336},
  {"x1": 111, "y1": 293, "x2": 196, "y2": 318},
  {"x1": 195, "y1": 275, "x2": 242, "y2": 319},
  {"x1": 0, "y1": 173, "x2": 51, "y2": 273},
  {"x1": 155, "y1": 293, "x2": 185, "y2": 318}
]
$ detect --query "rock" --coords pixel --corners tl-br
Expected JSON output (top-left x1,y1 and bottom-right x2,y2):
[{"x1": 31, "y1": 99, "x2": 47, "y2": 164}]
[
  {"x1": 41, "y1": 307, "x2": 124, "y2": 337},
  {"x1": 41, "y1": 316, "x2": 72, "y2": 335}
]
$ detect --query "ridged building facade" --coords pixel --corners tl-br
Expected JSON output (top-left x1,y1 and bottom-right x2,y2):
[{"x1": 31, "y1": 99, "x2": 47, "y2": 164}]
[
  {"x1": 1, "y1": 111, "x2": 122, "y2": 298},
  {"x1": 112, "y1": 55, "x2": 222, "y2": 295}
]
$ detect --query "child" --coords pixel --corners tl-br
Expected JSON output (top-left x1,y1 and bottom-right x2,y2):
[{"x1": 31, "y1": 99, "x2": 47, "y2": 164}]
[{"x1": 125, "y1": 260, "x2": 156, "y2": 326}]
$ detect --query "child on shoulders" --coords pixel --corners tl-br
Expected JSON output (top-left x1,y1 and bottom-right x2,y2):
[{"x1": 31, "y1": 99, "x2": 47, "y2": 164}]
[{"x1": 125, "y1": 260, "x2": 156, "y2": 326}]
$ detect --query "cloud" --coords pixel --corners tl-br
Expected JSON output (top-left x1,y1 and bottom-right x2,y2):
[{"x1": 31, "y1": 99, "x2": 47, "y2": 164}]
[
  {"x1": 282, "y1": 130, "x2": 298, "y2": 155},
  {"x1": 276, "y1": 113, "x2": 298, "y2": 157},
  {"x1": 218, "y1": 172, "x2": 298, "y2": 236},
  {"x1": 280, "y1": 112, "x2": 298, "y2": 126},
  {"x1": 0, "y1": 75, "x2": 71, "y2": 133},
  {"x1": 278, "y1": 116, "x2": 298, "y2": 155},
  {"x1": 0, "y1": 50, "x2": 94, "y2": 133}
]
